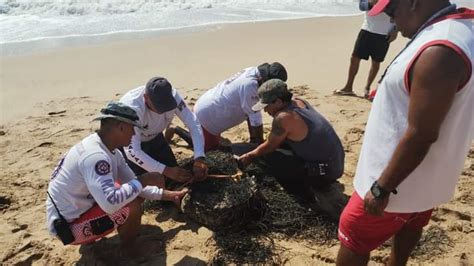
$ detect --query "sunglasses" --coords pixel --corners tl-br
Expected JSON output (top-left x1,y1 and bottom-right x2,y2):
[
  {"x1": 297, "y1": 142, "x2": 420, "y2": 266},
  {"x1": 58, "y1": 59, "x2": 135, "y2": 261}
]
[{"x1": 384, "y1": 0, "x2": 399, "y2": 18}]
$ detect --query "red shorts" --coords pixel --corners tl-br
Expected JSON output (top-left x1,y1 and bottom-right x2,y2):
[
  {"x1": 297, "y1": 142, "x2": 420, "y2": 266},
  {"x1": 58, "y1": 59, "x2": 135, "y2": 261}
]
[
  {"x1": 202, "y1": 126, "x2": 221, "y2": 152},
  {"x1": 338, "y1": 192, "x2": 432, "y2": 254},
  {"x1": 69, "y1": 204, "x2": 130, "y2": 245}
]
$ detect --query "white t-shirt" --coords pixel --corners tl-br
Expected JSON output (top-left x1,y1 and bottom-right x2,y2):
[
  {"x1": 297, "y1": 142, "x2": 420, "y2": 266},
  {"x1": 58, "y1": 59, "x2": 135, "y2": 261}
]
[
  {"x1": 193, "y1": 67, "x2": 263, "y2": 136},
  {"x1": 361, "y1": 12, "x2": 395, "y2": 35},
  {"x1": 120, "y1": 86, "x2": 205, "y2": 173},
  {"x1": 354, "y1": 13, "x2": 474, "y2": 213},
  {"x1": 46, "y1": 133, "x2": 163, "y2": 234}
]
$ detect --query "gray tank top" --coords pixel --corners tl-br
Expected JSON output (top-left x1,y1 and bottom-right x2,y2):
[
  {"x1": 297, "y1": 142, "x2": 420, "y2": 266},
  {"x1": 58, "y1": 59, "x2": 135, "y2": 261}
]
[{"x1": 284, "y1": 99, "x2": 344, "y2": 163}]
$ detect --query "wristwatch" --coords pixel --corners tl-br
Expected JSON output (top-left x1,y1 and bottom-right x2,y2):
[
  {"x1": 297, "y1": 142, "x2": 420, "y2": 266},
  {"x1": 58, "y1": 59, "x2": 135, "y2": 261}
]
[{"x1": 370, "y1": 181, "x2": 397, "y2": 199}]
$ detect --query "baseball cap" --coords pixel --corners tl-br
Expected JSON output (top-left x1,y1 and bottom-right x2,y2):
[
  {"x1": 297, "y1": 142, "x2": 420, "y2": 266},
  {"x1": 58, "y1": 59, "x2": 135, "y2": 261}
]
[
  {"x1": 258, "y1": 62, "x2": 288, "y2": 83},
  {"x1": 368, "y1": 0, "x2": 390, "y2": 16},
  {"x1": 252, "y1": 79, "x2": 291, "y2": 111},
  {"x1": 145, "y1": 77, "x2": 177, "y2": 113},
  {"x1": 93, "y1": 101, "x2": 143, "y2": 129}
]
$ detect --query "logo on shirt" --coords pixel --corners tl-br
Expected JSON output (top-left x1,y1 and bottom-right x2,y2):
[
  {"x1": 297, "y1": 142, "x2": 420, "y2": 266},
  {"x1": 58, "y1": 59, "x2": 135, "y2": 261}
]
[
  {"x1": 177, "y1": 100, "x2": 186, "y2": 111},
  {"x1": 338, "y1": 229, "x2": 350, "y2": 242},
  {"x1": 224, "y1": 70, "x2": 245, "y2": 85},
  {"x1": 95, "y1": 160, "x2": 111, "y2": 175}
]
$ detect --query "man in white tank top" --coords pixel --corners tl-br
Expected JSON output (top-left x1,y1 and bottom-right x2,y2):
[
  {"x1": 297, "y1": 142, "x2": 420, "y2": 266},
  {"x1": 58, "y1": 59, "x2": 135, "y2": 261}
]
[
  {"x1": 337, "y1": 1, "x2": 473, "y2": 265},
  {"x1": 334, "y1": 0, "x2": 397, "y2": 98}
]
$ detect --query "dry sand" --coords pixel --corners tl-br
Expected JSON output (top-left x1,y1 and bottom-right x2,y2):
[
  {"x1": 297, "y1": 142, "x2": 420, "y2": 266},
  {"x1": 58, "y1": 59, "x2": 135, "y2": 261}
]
[{"x1": 0, "y1": 15, "x2": 472, "y2": 265}]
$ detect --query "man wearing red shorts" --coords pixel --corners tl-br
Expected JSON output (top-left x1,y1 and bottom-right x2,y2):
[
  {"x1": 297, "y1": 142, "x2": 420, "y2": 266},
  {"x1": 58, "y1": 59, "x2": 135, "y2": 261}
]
[
  {"x1": 337, "y1": 0, "x2": 474, "y2": 265},
  {"x1": 46, "y1": 102, "x2": 188, "y2": 257}
]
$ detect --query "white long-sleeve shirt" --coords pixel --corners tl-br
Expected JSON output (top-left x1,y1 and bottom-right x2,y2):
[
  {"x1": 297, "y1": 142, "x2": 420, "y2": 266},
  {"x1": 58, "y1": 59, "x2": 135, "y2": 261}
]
[
  {"x1": 46, "y1": 133, "x2": 163, "y2": 235},
  {"x1": 193, "y1": 67, "x2": 263, "y2": 136},
  {"x1": 120, "y1": 86, "x2": 205, "y2": 173}
]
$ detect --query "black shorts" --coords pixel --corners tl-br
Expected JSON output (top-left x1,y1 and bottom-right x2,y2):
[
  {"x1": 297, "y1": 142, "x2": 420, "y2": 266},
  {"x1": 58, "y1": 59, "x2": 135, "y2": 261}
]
[
  {"x1": 352, "y1": 29, "x2": 390, "y2": 62},
  {"x1": 261, "y1": 149, "x2": 343, "y2": 201},
  {"x1": 120, "y1": 133, "x2": 177, "y2": 176}
]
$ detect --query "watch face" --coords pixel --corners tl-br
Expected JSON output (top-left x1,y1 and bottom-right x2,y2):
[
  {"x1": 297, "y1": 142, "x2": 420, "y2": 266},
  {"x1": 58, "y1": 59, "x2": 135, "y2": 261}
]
[{"x1": 371, "y1": 184, "x2": 381, "y2": 197}]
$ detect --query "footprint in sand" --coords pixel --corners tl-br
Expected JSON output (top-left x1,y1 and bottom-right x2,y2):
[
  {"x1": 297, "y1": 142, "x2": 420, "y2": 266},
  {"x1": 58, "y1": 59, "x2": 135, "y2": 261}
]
[
  {"x1": 290, "y1": 85, "x2": 311, "y2": 97},
  {"x1": 339, "y1": 109, "x2": 360, "y2": 119},
  {"x1": 342, "y1": 127, "x2": 365, "y2": 153},
  {"x1": 411, "y1": 225, "x2": 453, "y2": 259},
  {"x1": 2, "y1": 240, "x2": 46, "y2": 265},
  {"x1": 343, "y1": 127, "x2": 365, "y2": 144},
  {"x1": 431, "y1": 207, "x2": 472, "y2": 222}
]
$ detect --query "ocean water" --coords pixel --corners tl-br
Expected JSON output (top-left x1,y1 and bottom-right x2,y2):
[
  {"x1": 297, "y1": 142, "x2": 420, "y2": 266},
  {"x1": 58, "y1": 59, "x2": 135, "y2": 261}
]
[{"x1": 1, "y1": 0, "x2": 472, "y2": 56}]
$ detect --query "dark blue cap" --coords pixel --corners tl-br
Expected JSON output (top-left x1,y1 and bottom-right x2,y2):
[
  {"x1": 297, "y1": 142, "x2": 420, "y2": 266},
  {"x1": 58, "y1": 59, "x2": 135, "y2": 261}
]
[{"x1": 145, "y1": 77, "x2": 177, "y2": 113}]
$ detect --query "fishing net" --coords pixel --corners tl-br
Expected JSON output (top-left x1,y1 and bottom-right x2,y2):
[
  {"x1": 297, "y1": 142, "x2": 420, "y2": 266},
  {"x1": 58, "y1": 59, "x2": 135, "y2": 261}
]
[
  {"x1": 179, "y1": 151, "x2": 265, "y2": 231},
  {"x1": 175, "y1": 151, "x2": 341, "y2": 263}
]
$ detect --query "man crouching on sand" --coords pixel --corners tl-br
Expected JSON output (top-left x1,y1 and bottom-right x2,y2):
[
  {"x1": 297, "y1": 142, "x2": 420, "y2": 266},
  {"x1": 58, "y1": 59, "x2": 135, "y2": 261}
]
[
  {"x1": 239, "y1": 79, "x2": 345, "y2": 201},
  {"x1": 45, "y1": 101, "x2": 188, "y2": 257}
]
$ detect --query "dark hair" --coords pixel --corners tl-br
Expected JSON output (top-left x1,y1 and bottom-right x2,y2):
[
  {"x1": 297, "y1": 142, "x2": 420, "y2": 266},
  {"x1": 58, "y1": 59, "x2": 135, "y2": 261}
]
[
  {"x1": 96, "y1": 118, "x2": 121, "y2": 134},
  {"x1": 279, "y1": 92, "x2": 293, "y2": 103},
  {"x1": 100, "y1": 118, "x2": 122, "y2": 128},
  {"x1": 258, "y1": 62, "x2": 288, "y2": 84}
]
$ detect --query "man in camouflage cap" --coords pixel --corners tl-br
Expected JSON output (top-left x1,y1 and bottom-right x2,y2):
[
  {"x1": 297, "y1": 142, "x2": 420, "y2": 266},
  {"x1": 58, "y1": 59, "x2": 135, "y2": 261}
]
[
  {"x1": 46, "y1": 101, "x2": 188, "y2": 257},
  {"x1": 239, "y1": 79, "x2": 345, "y2": 200}
]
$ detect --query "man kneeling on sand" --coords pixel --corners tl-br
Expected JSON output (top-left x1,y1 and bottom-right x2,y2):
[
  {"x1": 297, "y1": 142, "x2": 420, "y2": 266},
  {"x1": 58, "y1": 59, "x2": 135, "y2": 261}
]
[
  {"x1": 239, "y1": 79, "x2": 345, "y2": 201},
  {"x1": 166, "y1": 62, "x2": 288, "y2": 152},
  {"x1": 45, "y1": 102, "x2": 188, "y2": 257}
]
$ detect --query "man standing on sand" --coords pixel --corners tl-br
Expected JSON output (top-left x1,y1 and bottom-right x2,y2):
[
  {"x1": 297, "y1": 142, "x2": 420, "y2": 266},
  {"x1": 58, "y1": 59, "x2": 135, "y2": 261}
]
[
  {"x1": 46, "y1": 102, "x2": 188, "y2": 256},
  {"x1": 239, "y1": 79, "x2": 345, "y2": 201},
  {"x1": 334, "y1": 0, "x2": 397, "y2": 98},
  {"x1": 336, "y1": 0, "x2": 473, "y2": 265},
  {"x1": 120, "y1": 77, "x2": 208, "y2": 182}
]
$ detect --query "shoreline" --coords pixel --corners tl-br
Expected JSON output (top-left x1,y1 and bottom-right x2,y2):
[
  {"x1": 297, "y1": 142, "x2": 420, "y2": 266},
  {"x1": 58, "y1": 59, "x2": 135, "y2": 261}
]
[
  {"x1": 1, "y1": 14, "x2": 363, "y2": 58},
  {"x1": 0, "y1": 15, "x2": 406, "y2": 124}
]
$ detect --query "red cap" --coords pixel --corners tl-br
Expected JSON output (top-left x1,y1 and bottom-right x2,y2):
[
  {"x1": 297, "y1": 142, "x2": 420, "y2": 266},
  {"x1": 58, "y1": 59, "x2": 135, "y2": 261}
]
[{"x1": 368, "y1": 0, "x2": 390, "y2": 16}]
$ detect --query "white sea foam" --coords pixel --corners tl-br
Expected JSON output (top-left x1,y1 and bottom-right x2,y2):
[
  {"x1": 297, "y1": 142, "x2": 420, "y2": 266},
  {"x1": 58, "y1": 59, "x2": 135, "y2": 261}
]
[
  {"x1": 0, "y1": 1, "x2": 359, "y2": 44},
  {"x1": 1, "y1": 0, "x2": 472, "y2": 55}
]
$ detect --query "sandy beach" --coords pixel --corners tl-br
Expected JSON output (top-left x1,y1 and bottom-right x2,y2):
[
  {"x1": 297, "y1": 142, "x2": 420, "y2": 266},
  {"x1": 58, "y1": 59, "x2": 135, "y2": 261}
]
[{"x1": 0, "y1": 15, "x2": 472, "y2": 265}]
